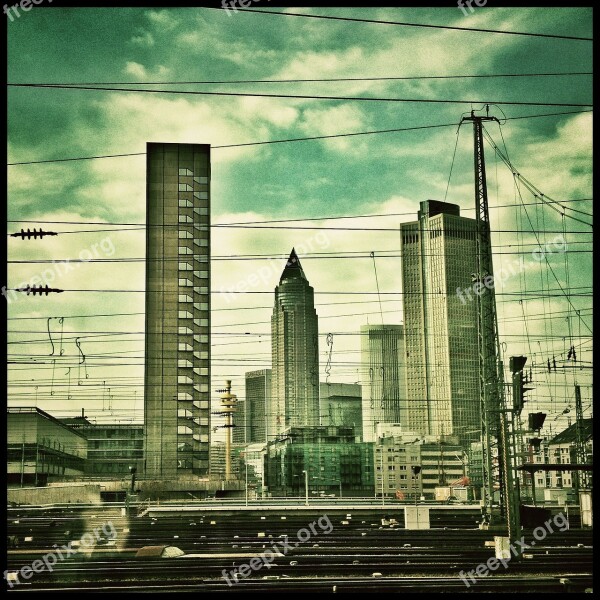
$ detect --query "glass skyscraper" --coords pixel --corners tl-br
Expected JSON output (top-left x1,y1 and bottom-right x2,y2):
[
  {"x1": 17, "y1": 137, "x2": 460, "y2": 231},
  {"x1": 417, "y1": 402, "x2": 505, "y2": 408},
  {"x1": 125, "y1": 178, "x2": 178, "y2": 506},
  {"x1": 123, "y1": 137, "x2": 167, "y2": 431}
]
[
  {"x1": 270, "y1": 249, "x2": 319, "y2": 438},
  {"x1": 400, "y1": 200, "x2": 480, "y2": 445},
  {"x1": 244, "y1": 369, "x2": 271, "y2": 444},
  {"x1": 360, "y1": 324, "x2": 406, "y2": 443},
  {"x1": 144, "y1": 143, "x2": 211, "y2": 479}
]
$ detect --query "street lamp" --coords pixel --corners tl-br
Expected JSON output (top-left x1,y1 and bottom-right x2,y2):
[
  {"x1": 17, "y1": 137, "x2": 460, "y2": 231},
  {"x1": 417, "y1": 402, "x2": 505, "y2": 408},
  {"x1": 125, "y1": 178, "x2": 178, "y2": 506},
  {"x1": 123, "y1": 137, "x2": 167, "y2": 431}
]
[
  {"x1": 302, "y1": 469, "x2": 309, "y2": 506},
  {"x1": 377, "y1": 436, "x2": 386, "y2": 507},
  {"x1": 240, "y1": 452, "x2": 248, "y2": 507},
  {"x1": 125, "y1": 465, "x2": 136, "y2": 515}
]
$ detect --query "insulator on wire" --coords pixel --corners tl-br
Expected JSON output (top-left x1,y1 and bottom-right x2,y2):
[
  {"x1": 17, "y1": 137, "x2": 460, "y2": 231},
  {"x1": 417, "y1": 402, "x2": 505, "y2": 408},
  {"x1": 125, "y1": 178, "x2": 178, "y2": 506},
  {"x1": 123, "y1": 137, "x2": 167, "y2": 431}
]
[
  {"x1": 16, "y1": 285, "x2": 63, "y2": 296},
  {"x1": 10, "y1": 228, "x2": 58, "y2": 240}
]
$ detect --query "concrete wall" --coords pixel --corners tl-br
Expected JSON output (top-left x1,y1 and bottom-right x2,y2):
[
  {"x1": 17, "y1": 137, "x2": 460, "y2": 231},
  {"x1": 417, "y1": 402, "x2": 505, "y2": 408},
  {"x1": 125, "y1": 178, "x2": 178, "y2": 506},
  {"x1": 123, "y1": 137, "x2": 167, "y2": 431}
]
[{"x1": 8, "y1": 484, "x2": 102, "y2": 505}]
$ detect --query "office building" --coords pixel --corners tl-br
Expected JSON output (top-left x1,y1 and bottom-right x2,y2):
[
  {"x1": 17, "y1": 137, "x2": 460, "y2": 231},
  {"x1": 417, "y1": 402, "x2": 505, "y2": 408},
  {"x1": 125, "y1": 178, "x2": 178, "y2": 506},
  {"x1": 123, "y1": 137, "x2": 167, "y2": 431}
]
[
  {"x1": 144, "y1": 143, "x2": 211, "y2": 479},
  {"x1": 361, "y1": 324, "x2": 406, "y2": 442},
  {"x1": 232, "y1": 399, "x2": 246, "y2": 444},
  {"x1": 270, "y1": 249, "x2": 319, "y2": 437},
  {"x1": 320, "y1": 382, "x2": 363, "y2": 440},
  {"x1": 245, "y1": 369, "x2": 271, "y2": 444},
  {"x1": 265, "y1": 426, "x2": 373, "y2": 497},
  {"x1": 400, "y1": 200, "x2": 479, "y2": 444},
  {"x1": 8, "y1": 408, "x2": 87, "y2": 486}
]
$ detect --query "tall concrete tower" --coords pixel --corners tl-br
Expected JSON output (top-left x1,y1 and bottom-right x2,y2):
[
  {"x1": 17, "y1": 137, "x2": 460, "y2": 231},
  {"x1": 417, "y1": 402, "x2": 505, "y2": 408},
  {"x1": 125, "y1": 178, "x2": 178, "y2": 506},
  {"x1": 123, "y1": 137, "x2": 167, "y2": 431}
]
[
  {"x1": 270, "y1": 249, "x2": 319, "y2": 438},
  {"x1": 144, "y1": 143, "x2": 211, "y2": 479},
  {"x1": 400, "y1": 200, "x2": 479, "y2": 445}
]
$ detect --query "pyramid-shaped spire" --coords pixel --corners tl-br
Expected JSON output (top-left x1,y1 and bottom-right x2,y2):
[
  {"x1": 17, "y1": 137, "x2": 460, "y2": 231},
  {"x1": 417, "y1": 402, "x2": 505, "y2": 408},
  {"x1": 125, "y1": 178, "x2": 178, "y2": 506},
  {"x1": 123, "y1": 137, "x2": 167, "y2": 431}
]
[{"x1": 280, "y1": 248, "x2": 307, "y2": 282}]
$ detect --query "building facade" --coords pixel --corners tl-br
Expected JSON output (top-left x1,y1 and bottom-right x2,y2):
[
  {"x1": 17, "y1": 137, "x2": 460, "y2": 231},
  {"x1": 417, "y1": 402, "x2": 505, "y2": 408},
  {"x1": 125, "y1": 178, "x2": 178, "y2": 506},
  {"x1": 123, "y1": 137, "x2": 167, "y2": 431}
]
[
  {"x1": 320, "y1": 382, "x2": 362, "y2": 441},
  {"x1": 8, "y1": 408, "x2": 87, "y2": 486},
  {"x1": 525, "y1": 419, "x2": 593, "y2": 503},
  {"x1": 144, "y1": 142, "x2": 211, "y2": 479},
  {"x1": 245, "y1": 369, "x2": 271, "y2": 444},
  {"x1": 420, "y1": 442, "x2": 465, "y2": 498},
  {"x1": 361, "y1": 324, "x2": 406, "y2": 443},
  {"x1": 209, "y1": 442, "x2": 244, "y2": 480},
  {"x1": 375, "y1": 433, "x2": 465, "y2": 500},
  {"x1": 265, "y1": 426, "x2": 373, "y2": 498},
  {"x1": 82, "y1": 424, "x2": 144, "y2": 477},
  {"x1": 400, "y1": 200, "x2": 480, "y2": 444},
  {"x1": 375, "y1": 435, "x2": 422, "y2": 500},
  {"x1": 270, "y1": 249, "x2": 319, "y2": 437},
  {"x1": 232, "y1": 399, "x2": 246, "y2": 445}
]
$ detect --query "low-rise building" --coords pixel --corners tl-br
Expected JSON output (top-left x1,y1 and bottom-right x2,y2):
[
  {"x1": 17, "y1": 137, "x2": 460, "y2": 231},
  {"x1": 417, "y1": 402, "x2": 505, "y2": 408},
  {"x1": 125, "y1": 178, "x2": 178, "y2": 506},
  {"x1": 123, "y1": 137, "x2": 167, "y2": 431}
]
[{"x1": 8, "y1": 407, "x2": 87, "y2": 486}]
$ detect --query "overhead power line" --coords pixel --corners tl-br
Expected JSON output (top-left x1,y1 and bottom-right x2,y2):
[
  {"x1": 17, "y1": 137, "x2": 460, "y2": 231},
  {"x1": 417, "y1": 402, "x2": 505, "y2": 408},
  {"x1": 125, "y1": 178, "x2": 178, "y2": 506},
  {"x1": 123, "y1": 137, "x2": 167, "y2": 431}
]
[
  {"x1": 6, "y1": 198, "x2": 592, "y2": 228},
  {"x1": 7, "y1": 110, "x2": 592, "y2": 166},
  {"x1": 10, "y1": 72, "x2": 592, "y2": 86},
  {"x1": 8, "y1": 83, "x2": 593, "y2": 108},
  {"x1": 4, "y1": 289, "x2": 592, "y2": 297},
  {"x1": 6, "y1": 246, "x2": 593, "y2": 264},
  {"x1": 202, "y1": 7, "x2": 593, "y2": 41}
]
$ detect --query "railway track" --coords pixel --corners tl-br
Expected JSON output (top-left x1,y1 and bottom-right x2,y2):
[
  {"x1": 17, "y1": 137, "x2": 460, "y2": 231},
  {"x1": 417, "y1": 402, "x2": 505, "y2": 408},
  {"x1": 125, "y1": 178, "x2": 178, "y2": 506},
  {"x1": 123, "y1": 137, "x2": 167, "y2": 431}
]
[{"x1": 6, "y1": 506, "x2": 592, "y2": 592}]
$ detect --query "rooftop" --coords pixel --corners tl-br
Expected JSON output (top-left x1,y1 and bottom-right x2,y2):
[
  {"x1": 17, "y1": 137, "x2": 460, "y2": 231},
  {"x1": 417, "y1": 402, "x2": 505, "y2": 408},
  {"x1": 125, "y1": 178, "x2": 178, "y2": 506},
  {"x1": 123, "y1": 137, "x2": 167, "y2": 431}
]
[
  {"x1": 549, "y1": 418, "x2": 593, "y2": 445},
  {"x1": 279, "y1": 248, "x2": 307, "y2": 283}
]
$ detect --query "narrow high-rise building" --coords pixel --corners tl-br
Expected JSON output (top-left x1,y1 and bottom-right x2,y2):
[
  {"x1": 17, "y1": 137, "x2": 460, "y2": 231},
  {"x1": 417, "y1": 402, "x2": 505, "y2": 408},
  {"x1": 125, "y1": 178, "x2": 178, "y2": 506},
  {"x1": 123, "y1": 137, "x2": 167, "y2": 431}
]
[
  {"x1": 360, "y1": 324, "x2": 406, "y2": 443},
  {"x1": 245, "y1": 369, "x2": 271, "y2": 443},
  {"x1": 270, "y1": 250, "x2": 319, "y2": 438},
  {"x1": 400, "y1": 200, "x2": 479, "y2": 445},
  {"x1": 144, "y1": 143, "x2": 211, "y2": 479}
]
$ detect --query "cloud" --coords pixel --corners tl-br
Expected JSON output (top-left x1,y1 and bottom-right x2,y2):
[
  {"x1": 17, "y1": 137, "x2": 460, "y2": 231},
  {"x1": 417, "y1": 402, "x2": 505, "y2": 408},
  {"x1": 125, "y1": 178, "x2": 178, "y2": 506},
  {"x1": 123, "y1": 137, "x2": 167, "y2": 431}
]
[
  {"x1": 122, "y1": 62, "x2": 171, "y2": 81},
  {"x1": 130, "y1": 30, "x2": 155, "y2": 47},
  {"x1": 123, "y1": 61, "x2": 148, "y2": 80},
  {"x1": 298, "y1": 103, "x2": 371, "y2": 153},
  {"x1": 146, "y1": 9, "x2": 179, "y2": 31}
]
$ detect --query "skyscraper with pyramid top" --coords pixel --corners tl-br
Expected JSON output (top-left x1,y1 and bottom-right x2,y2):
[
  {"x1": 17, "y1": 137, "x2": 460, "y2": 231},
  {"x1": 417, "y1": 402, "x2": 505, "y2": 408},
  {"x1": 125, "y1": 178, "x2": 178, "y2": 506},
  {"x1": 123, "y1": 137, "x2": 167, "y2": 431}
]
[{"x1": 270, "y1": 249, "x2": 320, "y2": 439}]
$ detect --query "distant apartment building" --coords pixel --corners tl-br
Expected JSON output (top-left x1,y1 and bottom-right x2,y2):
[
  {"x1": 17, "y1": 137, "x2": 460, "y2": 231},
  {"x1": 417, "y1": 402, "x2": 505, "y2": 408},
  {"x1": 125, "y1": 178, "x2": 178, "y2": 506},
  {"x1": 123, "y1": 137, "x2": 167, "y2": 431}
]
[
  {"x1": 361, "y1": 324, "x2": 406, "y2": 442},
  {"x1": 375, "y1": 435, "x2": 422, "y2": 500},
  {"x1": 270, "y1": 249, "x2": 319, "y2": 437},
  {"x1": 400, "y1": 200, "x2": 480, "y2": 444},
  {"x1": 420, "y1": 442, "x2": 465, "y2": 498},
  {"x1": 525, "y1": 419, "x2": 593, "y2": 503},
  {"x1": 144, "y1": 143, "x2": 211, "y2": 479},
  {"x1": 375, "y1": 431, "x2": 465, "y2": 500}
]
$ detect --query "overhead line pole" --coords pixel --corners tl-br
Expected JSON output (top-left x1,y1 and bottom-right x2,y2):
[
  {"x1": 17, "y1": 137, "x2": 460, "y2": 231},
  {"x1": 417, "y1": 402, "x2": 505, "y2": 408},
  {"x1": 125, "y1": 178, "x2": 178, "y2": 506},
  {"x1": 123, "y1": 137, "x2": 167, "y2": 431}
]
[{"x1": 460, "y1": 107, "x2": 520, "y2": 542}]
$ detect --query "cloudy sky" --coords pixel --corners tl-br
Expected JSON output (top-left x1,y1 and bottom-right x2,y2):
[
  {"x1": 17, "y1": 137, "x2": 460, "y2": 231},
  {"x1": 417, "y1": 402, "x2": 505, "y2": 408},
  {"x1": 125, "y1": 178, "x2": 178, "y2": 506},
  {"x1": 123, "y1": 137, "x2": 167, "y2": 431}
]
[{"x1": 7, "y1": 5, "x2": 592, "y2": 439}]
